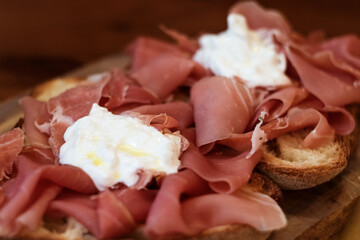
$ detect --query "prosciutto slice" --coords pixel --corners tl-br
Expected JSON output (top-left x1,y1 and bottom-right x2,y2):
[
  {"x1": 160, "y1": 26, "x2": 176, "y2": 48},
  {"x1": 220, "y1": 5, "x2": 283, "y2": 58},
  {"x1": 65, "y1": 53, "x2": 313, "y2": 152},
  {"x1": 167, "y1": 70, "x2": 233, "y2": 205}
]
[
  {"x1": 127, "y1": 37, "x2": 184, "y2": 72},
  {"x1": 191, "y1": 76, "x2": 253, "y2": 150},
  {"x1": 19, "y1": 97, "x2": 50, "y2": 148},
  {"x1": 318, "y1": 34, "x2": 360, "y2": 70},
  {"x1": 146, "y1": 169, "x2": 286, "y2": 238},
  {"x1": 180, "y1": 141, "x2": 261, "y2": 194},
  {"x1": 131, "y1": 55, "x2": 206, "y2": 99},
  {"x1": 160, "y1": 25, "x2": 199, "y2": 54},
  {"x1": 130, "y1": 102, "x2": 194, "y2": 128},
  {"x1": 286, "y1": 46, "x2": 360, "y2": 106},
  {"x1": 0, "y1": 155, "x2": 97, "y2": 236},
  {"x1": 179, "y1": 128, "x2": 260, "y2": 193},
  {"x1": 48, "y1": 189, "x2": 156, "y2": 239},
  {"x1": 296, "y1": 96, "x2": 355, "y2": 136},
  {"x1": 229, "y1": 1, "x2": 291, "y2": 34},
  {"x1": 0, "y1": 128, "x2": 23, "y2": 181},
  {"x1": 129, "y1": 36, "x2": 206, "y2": 99},
  {"x1": 248, "y1": 87, "x2": 308, "y2": 129},
  {"x1": 101, "y1": 69, "x2": 158, "y2": 109},
  {"x1": 47, "y1": 79, "x2": 108, "y2": 156},
  {"x1": 221, "y1": 107, "x2": 336, "y2": 151}
]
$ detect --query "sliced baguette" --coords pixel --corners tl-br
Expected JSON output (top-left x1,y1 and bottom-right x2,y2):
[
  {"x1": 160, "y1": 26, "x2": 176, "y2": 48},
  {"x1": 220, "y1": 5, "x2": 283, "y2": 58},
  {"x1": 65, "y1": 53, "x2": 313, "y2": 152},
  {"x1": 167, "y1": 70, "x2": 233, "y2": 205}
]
[
  {"x1": 258, "y1": 130, "x2": 350, "y2": 190},
  {"x1": 258, "y1": 105, "x2": 359, "y2": 190},
  {"x1": 32, "y1": 77, "x2": 84, "y2": 102}
]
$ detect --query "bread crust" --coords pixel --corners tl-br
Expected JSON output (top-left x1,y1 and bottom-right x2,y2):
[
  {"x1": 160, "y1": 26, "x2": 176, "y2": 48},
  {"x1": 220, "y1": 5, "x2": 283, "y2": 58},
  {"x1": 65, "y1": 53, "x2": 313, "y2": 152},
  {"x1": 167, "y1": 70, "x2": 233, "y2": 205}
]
[
  {"x1": 32, "y1": 77, "x2": 83, "y2": 102},
  {"x1": 258, "y1": 134, "x2": 350, "y2": 190},
  {"x1": 257, "y1": 105, "x2": 360, "y2": 191}
]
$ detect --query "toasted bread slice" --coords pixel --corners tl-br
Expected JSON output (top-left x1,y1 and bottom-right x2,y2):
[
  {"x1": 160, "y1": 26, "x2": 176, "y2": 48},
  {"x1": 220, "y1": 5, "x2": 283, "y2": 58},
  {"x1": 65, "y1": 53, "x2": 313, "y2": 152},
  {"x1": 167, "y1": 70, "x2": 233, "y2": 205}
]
[
  {"x1": 258, "y1": 130, "x2": 350, "y2": 190},
  {"x1": 16, "y1": 220, "x2": 270, "y2": 240},
  {"x1": 257, "y1": 105, "x2": 359, "y2": 191},
  {"x1": 32, "y1": 77, "x2": 83, "y2": 102}
]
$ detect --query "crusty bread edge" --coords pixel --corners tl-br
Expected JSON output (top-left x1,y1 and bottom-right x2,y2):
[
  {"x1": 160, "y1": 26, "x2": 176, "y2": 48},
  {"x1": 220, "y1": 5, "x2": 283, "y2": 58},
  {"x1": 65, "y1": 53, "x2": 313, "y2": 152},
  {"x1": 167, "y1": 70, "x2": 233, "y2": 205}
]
[
  {"x1": 32, "y1": 77, "x2": 84, "y2": 102},
  {"x1": 16, "y1": 224, "x2": 270, "y2": 240},
  {"x1": 258, "y1": 135, "x2": 350, "y2": 190},
  {"x1": 257, "y1": 105, "x2": 359, "y2": 190}
]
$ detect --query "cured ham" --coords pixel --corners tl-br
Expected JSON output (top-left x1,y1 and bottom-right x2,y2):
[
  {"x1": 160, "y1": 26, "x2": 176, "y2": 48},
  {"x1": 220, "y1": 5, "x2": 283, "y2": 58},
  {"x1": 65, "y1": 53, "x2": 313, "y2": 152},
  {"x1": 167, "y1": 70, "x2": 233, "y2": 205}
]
[
  {"x1": 131, "y1": 55, "x2": 206, "y2": 99},
  {"x1": 221, "y1": 107, "x2": 336, "y2": 151},
  {"x1": 248, "y1": 87, "x2": 308, "y2": 129},
  {"x1": 229, "y1": 1, "x2": 291, "y2": 34},
  {"x1": 179, "y1": 129, "x2": 261, "y2": 193},
  {"x1": 160, "y1": 25, "x2": 199, "y2": 54},
  {"x1": 146, "y1": 169, "x2": 286, "y2": 238},
  {"x1": 19, "y1": 97, "x2": 50, "y2": 148},
  {"x1": 0, "y1": 155, "x2": 97, "y2": 236},
  {"x1": 127, "y1": 37, "x2": 184, "y2": 72},
  {"x1": 127, "y1": 112, "x2": 181, "y2": 131},
  {"x1": 101, "y1": 69, "x2": 159, "y2": 109},
  {"x1": 318, "y1": 34, "x2": 360, "y2": 71},
  {"x1": 129, "y1": 37, "x2": 206, "y2": 99},
  {"x1": 286, "y1": 46, "x2": 360, "y2": 106},
  {"x1": 130, "y1": 102, "x2": 194, "y2": 128},
  {"x1": 48, "y1": 189, "x2": 156, "y2": 239},
  {"x1": 191, "y1": 76, "x2": 253, "y2": 150},
  {"x1": 296, "y1": 96, "x2": 355, "y2": 136},
  {"x1": 47, "y1": 79, "x2": 108, "y2": 156},
  {"x1": 0, "y1": 128, "x2": 23, "y2": 181}
]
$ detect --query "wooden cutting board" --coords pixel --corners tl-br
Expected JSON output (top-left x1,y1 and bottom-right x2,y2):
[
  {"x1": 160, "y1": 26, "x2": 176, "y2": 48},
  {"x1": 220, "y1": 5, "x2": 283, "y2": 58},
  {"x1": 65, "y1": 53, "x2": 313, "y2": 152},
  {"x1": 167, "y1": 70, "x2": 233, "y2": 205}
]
[{"x1": 1, "y1": 54, "x2": 360, "y2": 240}]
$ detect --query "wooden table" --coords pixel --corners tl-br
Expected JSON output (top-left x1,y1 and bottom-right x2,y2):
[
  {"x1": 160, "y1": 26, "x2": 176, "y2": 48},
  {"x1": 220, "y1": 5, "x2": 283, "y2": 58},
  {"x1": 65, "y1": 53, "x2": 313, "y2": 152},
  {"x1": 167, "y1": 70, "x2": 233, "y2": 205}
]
[{"x1": 1, "y1": 1, "x2": 360, "y2": 239}]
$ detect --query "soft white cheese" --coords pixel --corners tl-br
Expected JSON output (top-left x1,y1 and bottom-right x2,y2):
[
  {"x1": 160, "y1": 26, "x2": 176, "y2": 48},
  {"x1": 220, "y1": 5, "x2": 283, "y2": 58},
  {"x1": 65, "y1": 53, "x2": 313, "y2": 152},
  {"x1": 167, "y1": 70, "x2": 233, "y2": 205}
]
[
  {"x1": 59, "y1": 104, "x2": 182, "y2": 191},
  {"x1": 193, "y1": 13, "x2": 291, "y2": 88}
]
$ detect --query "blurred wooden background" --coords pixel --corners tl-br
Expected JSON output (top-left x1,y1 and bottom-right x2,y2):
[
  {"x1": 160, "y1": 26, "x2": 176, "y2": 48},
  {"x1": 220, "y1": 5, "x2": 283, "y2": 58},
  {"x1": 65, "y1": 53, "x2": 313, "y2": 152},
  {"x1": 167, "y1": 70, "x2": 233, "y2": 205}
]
[{"x1": 0, "y1": 0, "x2": 359, "y2": 101}]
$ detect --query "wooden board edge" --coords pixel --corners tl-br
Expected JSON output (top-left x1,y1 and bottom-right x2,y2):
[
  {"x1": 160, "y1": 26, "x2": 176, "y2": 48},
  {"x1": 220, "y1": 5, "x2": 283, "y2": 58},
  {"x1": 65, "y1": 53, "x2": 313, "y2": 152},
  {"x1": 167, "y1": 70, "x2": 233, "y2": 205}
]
[{"x1": 296, "y1": 197, "x2": 358, "y2": 239}]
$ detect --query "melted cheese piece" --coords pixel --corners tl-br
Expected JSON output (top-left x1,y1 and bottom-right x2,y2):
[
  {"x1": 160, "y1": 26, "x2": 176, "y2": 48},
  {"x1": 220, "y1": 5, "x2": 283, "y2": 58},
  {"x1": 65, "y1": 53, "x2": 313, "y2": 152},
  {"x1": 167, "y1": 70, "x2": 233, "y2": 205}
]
[
  {"x1": 193, "y1": 13, "x2": 291, "y2": 88},
  {"x1": 59, "y1": 104, "x2": 182, "y2": 191}
]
